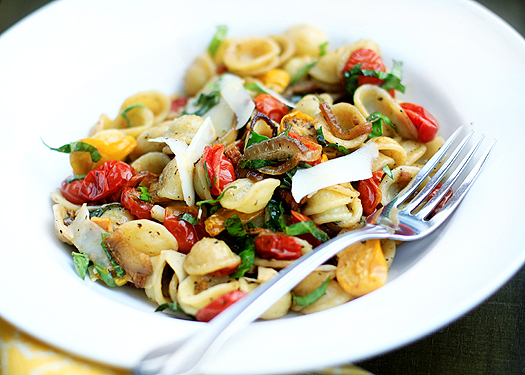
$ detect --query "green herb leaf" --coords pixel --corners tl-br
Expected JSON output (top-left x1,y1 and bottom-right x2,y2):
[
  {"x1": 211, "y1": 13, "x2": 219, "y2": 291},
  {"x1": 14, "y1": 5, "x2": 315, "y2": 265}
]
[
  {"x1": 319, "y1": 41, "x2": 329, "y2": 57},
  {"x1": 137, "y1": 186, "x2": 151, "y2": 202},
  {"x1": 43, "y1": 139, "x2": 102, "y2": 162},
  {"x1": 342, "y1": 63, "x2": 406, "y2": 99},
  {"x1": 184, "y1": 91, "x2": 220, "y2": 116},
  {"x1": 196, "y1": 186, "x2": 237, "y2": 208},
  {"x1": 283, "y1": 221, "x2": 329, "y2": 243},
  {"x1": 101, "y1": 236, "x2": 126, "y2": 278},
  {"x1": 72, "y1": 252, "x2": 91, "y2": 279},
  {"x1": 120, "y1": 104, "x2": 146, "y2": 127},
  {"x1": 65, "y1": 174, "x2": 86, "y2": 183},
  {"x1": 292, "y1": 277, "x2": 330, "y2": 306},
  {"x1": 366, "y1": 111, "x2": 396, "y2": 140},
  {"x1": 382, "y1": 165, "x2": 394, "y2": 179},
  {"x1": 244, "y1": 82, "x2": 266, "y2": 94},
  {"x1": 90, "y1": 203, "x2": 122, "y2": 218},
  {"x1": 238, "y1": 159, "x2": 278, "y2": 169},
  {"x1": 155, "y1": 302, "x2": 196, "y2": 320},
  {"x1": 93, "y1": 264, "x2": 117, "y2": 287},
  {"x1": 225, "y1": 215, "x2": 255, "y2": 278},
  {"x1": 290, "y1": 61, "x2": 318, "y2": 84},
  {"x1": 178, "y1": 212, "x2": 198, "y2": 225},
  {"x1": 208, "y1": 25, "x2": 228, "y2": 57},
  {"x1": 265, "y1": 199, "x2": 286, "y2": 231},
  {"x1": 246, "y1": 131, "x2": 270, "y2": 148}
]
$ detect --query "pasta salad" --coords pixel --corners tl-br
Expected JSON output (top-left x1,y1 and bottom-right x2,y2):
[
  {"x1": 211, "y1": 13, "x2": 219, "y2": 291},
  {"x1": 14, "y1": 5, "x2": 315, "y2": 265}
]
[{"x1": 50, "y1": 24, "x2": 444, "y2": 321}]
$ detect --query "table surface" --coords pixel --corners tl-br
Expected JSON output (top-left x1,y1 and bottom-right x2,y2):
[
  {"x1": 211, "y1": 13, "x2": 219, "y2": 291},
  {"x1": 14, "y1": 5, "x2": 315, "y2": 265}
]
[{"x1": 1, "y1": 1, "x2": 524, "y2": 374}]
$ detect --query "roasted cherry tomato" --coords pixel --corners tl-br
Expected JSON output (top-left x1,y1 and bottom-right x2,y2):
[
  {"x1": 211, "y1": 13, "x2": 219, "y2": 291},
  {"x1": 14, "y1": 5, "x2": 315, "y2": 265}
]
[
  {"x1": 60, "y1": 178, "x2": 86, "y2": 205},
  {"x1": 290, "y1": 210, "x2": 325, "y2": 248},
  {"x1": 170, "y1": 96, "x2": 188, "y2": 113},
  {"x1": 399, "y1": 103, "x2": 439, "y2": 143},
  {"x1": 120, "y1": 187, "x2": 154, "y2": 219},
  {"x1": 78, "y1": 160, "x2": 134, "y2": 202},
  {"x1": 254, "y1": 93, "x2": 289, "y2": 123},
  {"x1": 164, "y1": 206, "x2": 207, "y2": 254},
  {"x1": 358, "y1": 170, "x2": 385, "y2": 216},
  {"x1": 341, "y1": 48, "x2": 385, "y2": 86},
  {"x1": 202, "y1": 144, "x2": 236, "y2": 198},
  {"x1": 255, "y1": 234, "x2": 303, "y2": 260},
  {"x1": 427, "y1": 183, "x2": 453, "y2": 217},
  {"x1": 195, "y1": 290, "x2": 247, "y2": 322}
]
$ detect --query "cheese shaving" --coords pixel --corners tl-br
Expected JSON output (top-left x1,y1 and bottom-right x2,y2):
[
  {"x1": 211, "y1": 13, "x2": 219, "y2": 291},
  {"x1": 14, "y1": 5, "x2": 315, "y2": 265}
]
[
  {"x1": 291, "y1": 142, "x2": 379, "y2": 203},
  {"x1": 219, "y1": 73, "x2": 255, "y2": 129}
]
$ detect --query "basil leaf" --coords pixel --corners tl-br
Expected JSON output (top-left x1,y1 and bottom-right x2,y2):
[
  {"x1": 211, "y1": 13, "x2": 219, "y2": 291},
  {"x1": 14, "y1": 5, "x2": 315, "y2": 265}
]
[
  {"x1": 225, "y1": 215, "x2": 255, "y2": 278},
  {"x1": 246, "y1": 131, "x2": 270, "y2": 148},
  {"x1": 290, "y1": 61, "x2": 318, "y2": 84},
  {"x1": 230, "y1": 248, "x2": 255, "y2": 279},
  {"x1": 283, "y1": 220, "x2": 329, "y2": 243},
  {"x1": 65, "y1": 174, "x2": 86, "y2": 183},
  {"x1": 178, "y1": 212, "x2": 198, "y2": 225},
  {"x1": 319, "y1": 41, "x2": 329, "y2": 57},
  {"x1": 72, "y1": 252, "x2": 91, "y2": 279},
  {"x1": 238, "y1": 159, "x2": 278, "y2": 169},
  {"x1": 366, "y1": 112, "x2": 396, "y2": 140},
  {"x1": 315, "y1": 127, "x2": 351, "y2": 155},
  {"x1": 361, "y1": 69, "x2": 405, "y2": 93},
  {"x1": 184, "y1": 91, "x2": 220, "y2": 116},
  {"x1": 120, "y1": 104, "x2": 146, "y2": 127},
  {"x1": 292, "y1": 277, "x2": 330, "y2": 306},
  {"x1": 137, "y1": 186, "x2": 151, "y2": 202},
  {"x1": 208, "y1": 25, "x2": 228, "y2": 57},
  {"x1": 382, "y1": 165, "x2": 394, "y2": 179},
  {"x1": 265, "y1": 199, "x2": 286, "y2": 231},
  {"x1": 43, "y1": 140, "x2": 102, "y2": 163},
  {"x1": 341, "y1": 63, "x2": 406, "y2": 99},
  {"x1": 90, "y1": 203, "x2": 122, "y2": 218},
  {"x1": 94, "y1": 264, "x2": 117, "y2": 287},
  {"x1": 155, "y1": 302, "x2": 196, "y2": 320},
  {"x1": 280, "y1": 163, "x2": 311, "y2": 189},
  {"x1": 101, "y1": 235, "x2": 126, "y2": 278},
  {"x1": 244, "y1": 82, "x2": 266, "y2": 94},
  {"x1": 196, "y1": 186, "x2": 237, "y2": 207}
]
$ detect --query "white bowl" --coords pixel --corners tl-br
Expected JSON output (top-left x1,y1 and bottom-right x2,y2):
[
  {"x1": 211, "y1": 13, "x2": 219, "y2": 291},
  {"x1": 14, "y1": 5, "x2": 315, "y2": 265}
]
[{"x1": 1, "y1": 0, "x2": 524, "y2": 373}]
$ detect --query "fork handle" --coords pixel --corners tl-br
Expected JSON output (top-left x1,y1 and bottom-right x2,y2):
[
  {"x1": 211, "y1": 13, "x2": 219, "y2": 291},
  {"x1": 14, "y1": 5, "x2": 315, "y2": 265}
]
[{"x1": 135, "y1": 223, "x2": 390, "y2": 375}]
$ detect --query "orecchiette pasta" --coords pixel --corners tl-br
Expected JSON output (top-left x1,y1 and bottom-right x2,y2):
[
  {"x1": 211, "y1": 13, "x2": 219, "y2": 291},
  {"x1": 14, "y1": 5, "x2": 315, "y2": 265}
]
[{"x1": 51, "y1": 24, "x2": 445, "y2": 322}]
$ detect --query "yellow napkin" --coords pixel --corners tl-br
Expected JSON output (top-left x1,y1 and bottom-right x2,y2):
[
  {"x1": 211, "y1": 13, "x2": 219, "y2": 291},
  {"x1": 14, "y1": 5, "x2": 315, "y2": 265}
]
[
  {"x1": 0, "y1": 316, "x2": 371, "y2": 375},
  {"x1": 0, "y1": 316, "x2": 128, "y2": 375}
]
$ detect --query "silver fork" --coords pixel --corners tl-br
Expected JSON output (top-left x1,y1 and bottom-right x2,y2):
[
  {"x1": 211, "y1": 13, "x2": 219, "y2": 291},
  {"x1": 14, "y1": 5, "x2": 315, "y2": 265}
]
[{"x1": 134, "y1": 126, "x2": 495, "y2": 375}]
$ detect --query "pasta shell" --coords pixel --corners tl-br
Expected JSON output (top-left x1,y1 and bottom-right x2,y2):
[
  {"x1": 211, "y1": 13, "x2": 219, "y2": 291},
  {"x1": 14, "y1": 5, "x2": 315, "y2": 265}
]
[
  {"x1": 129, "y1": 122, "x2": 171, "y2": 160},
  {"x1": 400, "y1": 139, "x2": 427, "y2": 166},
  {"x1": 285, "y1": 24, "x2": 329, "y2": 58},
  {"x1": 184, "y1": 53, "x2": 216, "y2": 96},
  {"x1": 177, "y1": 275, "x2": 240, "y2": 315},
  {"x1": 366, "y1": 136, "x2": 408, "y2": 168},
  {"x1": 314, "y1": 102, "x2": 369, "y2": 150},
  {"x1": 113, "y1": 219, "x2": 178, "y2": 257},
  {"x1": 269, "y1": 34, "x2": 295, "y2": 66},
  {"x1": 220, "y1": 178, "x2": 280, "y2": 214},
  {"x1": 156, "y1": 158, "x2": 184, "y2": 201},
  {"x1": 309, "y1": 50, "x2": 340, "y2": 84},
  {"x1": 111, "y1": 105, "x2": 155, "y2": 136},
  {"x1": 131, "y1": 151, "x2": 171, "y2": 174},
  {"x1": 183, "y1": 238, "x2": 241, "y2": 276},
  {"x1": 53, "y1": 204, "x2": 74, "y2": 245},
  {"x1": 163, "y1": 115, "x2": 206, "y2": 145},
  {"x1": 145, "y1": 250, "x2": 187, "y2": 305},
  {"x1": 295, "y1": 93, "x2": 333, "y2": 119},
  {"x1": 223, "y1": 37, "x2": 281, "y2": 76},
  {"x1": 354, "y1": 85, "x2": 418, "y2": 140},
  {"x1": 118, "y1": 90, "x2": 171, "y2": 124},
  {"x1": 379, "y1": 165, "x2": 421, "y2": 205}
]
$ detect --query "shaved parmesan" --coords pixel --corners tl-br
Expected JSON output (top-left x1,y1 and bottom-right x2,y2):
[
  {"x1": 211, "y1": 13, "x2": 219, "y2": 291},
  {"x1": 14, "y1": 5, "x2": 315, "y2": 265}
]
[
  {"x1": 70, "y1": 204, "x2": 111, "y2": 268},
  {"x1": 291, "y1": 142, "x2": 379, "y2": 203},
  {"x1": 205, "y1": 97, "x2": 235, "y2": 137},
  {"x1": 150, "y1": 117, "x2": 217, "y2": 206},
  {"x1": 219, "y1": 73, "x2": 255, "y2": 129}
]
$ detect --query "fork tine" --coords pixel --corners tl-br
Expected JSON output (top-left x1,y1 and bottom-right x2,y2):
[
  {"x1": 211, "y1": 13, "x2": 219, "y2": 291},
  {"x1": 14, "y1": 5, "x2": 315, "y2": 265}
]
[
  {"x1": 415, "y1": 136, "x2": 496, "y2": 221},
  {"x1": 394, "y1": 126, "x2": 464, "y2": 206},
  {"x1": 404, "y1": 129, "x2": 474, "y2": 213}
]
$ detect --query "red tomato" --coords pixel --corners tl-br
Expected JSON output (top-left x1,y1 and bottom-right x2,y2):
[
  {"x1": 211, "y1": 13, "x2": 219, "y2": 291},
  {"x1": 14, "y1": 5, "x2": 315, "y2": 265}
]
[
  {"x1": 120, "y1": 187, "x2": 153, "y2": 219},
  {"x1": 60, "y1": 178, "x2": 86, "y2": 205},
  {"x1": 341, "y1": 48, "x2": 385, "y2": 86},
  {"x1": 254, "y1": 94, "x2": 289, "y2": 123},
  {"x1": 427, "y1": 183, "x2": 453, "y2": 217},
  {"x1": 399, "y1": 103, "x2": 439, "y2": 143},
  {"x1": 164, "y1": 206, "x2": 206, "y2": 254},
  {"x1": 290, "y1": 210, "x2": 325, "y2": 248},
  {"x1": 358, "y1": 170, "x2": 385, "y2": 216},
  {"x1": 202, "y1": 144, "x2": 235, "y2": 198},
  {"x1": 255, "y1": 234, "x2": 303, "y2": 260},
  {"x1": 170, "y1": 97, "x2": 188, "y2": 113},
  {"x1": 78, "y1": 160, "x2": 134, "y2": 202},
  {"x1": 195, "y1": 290, "x2": 247, "y2": 322}
]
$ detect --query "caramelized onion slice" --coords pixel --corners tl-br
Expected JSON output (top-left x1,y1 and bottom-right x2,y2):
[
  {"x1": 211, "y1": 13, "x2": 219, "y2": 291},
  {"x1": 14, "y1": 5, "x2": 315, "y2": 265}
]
[{"x1": 319, "y1": 101, "x2": 372, "y2": 140}]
